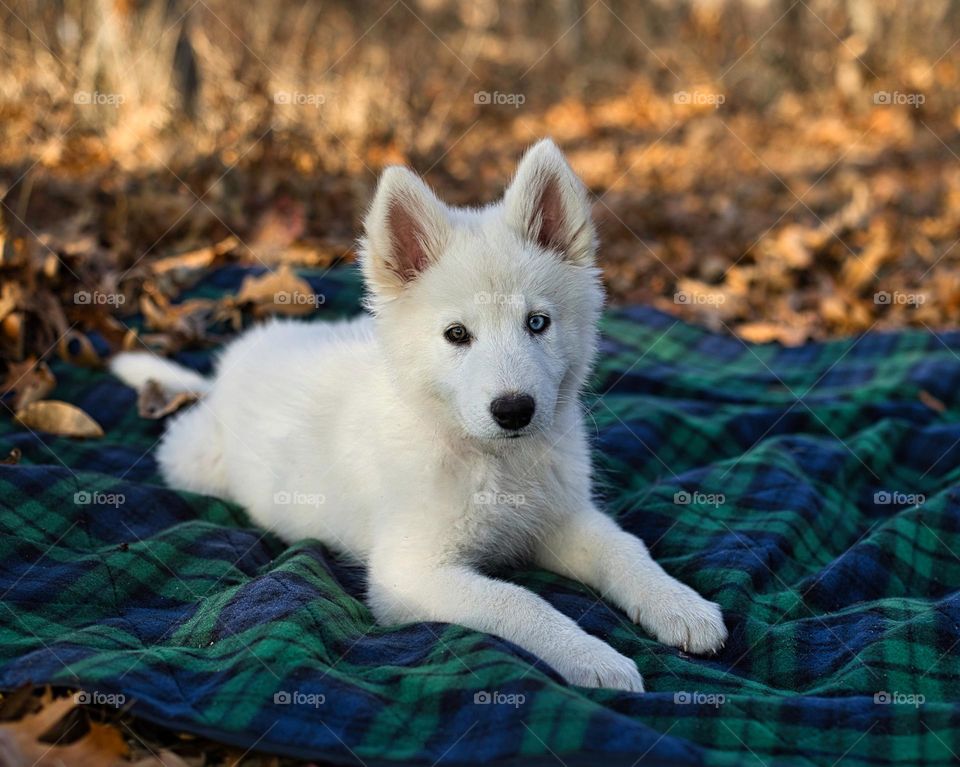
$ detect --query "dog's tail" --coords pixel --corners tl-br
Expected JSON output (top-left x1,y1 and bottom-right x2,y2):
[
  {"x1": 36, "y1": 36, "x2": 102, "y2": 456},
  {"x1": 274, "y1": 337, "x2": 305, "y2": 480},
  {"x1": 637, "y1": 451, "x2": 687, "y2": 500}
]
[{"x1": 110, "y1": 353, "x2": 212, "y2": 395}]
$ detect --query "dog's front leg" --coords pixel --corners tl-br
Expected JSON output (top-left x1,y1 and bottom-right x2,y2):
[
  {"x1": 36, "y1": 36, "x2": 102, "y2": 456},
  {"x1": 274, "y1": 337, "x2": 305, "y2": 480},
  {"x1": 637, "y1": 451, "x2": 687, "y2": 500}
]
[
  {"x1": 367, "y1": 558, "x2": 645, "y2": 691},
  {"x1": 534, "y1": 507, "x2": 727, "y2": 654}
]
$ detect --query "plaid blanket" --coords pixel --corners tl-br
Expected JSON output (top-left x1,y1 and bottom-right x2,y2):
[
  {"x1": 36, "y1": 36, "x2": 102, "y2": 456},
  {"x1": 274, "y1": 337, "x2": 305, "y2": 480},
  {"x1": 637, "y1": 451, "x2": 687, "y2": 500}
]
[{"x1": 2, "y1": 265, "x2": 959, "y2": 766}]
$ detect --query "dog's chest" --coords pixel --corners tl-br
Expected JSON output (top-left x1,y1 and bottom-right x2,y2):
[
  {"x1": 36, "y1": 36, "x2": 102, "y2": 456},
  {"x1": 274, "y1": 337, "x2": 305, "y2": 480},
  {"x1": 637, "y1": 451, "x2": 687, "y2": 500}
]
[{"x1": 449, "y1": 450, "x2": 568, "y2": 567}]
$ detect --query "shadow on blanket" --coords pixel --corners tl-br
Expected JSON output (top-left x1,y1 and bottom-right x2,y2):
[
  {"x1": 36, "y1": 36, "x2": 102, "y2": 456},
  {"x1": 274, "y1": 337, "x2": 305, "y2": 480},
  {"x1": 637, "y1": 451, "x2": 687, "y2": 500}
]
[{"x1": 2, "y1": 266, "x2": 959, "y2": 766}]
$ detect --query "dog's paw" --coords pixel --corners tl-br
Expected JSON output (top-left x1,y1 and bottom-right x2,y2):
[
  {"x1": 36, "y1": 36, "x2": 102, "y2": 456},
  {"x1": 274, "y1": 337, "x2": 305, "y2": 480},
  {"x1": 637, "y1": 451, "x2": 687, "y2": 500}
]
[
  {"x1": 629, "y1": 581, "x2": 727, "y2": 655},
  {"x1": 551, "y1": 635, "x2": 645, "y2": 692}
]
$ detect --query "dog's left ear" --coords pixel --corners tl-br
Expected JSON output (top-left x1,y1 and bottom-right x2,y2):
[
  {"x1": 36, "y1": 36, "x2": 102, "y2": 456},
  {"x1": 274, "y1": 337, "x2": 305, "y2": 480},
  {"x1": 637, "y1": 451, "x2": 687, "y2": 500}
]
[{"x1": 503, "y1": 139, "x2": 596, "y2": 265}]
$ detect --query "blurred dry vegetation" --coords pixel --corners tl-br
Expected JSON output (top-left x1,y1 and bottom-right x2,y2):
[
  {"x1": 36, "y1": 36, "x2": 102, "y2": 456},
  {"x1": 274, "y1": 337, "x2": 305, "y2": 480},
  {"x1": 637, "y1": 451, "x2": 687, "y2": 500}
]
[{"x1": 3, "y1": 0, "x2": 960, "y2": 371}]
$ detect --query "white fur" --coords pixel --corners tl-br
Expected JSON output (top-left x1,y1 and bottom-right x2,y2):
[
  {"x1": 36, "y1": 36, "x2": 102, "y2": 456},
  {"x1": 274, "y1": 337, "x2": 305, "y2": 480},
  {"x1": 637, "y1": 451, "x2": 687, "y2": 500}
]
[
  {"x1": 110, "y1": 353, "x2": 212, "y2": 394},
  {"x1": 111, "y1": 140, "x2": 726, "y2": 691}
]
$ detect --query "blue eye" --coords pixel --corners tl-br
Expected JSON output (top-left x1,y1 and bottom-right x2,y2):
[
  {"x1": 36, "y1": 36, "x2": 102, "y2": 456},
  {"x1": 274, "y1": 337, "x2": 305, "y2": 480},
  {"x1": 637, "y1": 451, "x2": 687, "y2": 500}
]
[{"x1": 527, "y1": 313, "x2": 550, "y2": 334}]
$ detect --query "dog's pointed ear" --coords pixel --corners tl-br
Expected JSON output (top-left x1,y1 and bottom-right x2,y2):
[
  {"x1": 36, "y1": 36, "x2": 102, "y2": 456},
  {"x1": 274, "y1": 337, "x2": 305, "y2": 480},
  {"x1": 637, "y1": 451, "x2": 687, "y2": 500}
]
[
  {"x1": 361, "y1": 166, "x2": 450, "y2": 297},
  {"x1": 503, "y1": 139, "x2": 596, "y2": 265}
]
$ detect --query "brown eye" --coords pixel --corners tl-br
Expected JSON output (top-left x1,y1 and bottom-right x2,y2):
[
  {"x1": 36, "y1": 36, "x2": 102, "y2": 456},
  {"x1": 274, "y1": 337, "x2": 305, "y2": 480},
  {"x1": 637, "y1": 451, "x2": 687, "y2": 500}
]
[{"x1": 444, "y1": 324, "x2": 470, "y2": 345}]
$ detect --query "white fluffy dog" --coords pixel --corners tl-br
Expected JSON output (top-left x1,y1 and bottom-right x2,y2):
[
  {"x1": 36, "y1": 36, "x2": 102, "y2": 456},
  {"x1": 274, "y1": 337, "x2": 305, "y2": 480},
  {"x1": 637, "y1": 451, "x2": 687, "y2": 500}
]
[{"x1": 111, "y1": 139, "x2": 726, "y2": 691}]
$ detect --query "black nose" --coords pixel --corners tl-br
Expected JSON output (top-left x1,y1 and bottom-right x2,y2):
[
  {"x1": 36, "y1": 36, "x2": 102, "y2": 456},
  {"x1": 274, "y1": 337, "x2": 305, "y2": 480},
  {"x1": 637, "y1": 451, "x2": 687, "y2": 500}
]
[{"x1": 490, "y1": 394, "x2": 536, "y2": 431}]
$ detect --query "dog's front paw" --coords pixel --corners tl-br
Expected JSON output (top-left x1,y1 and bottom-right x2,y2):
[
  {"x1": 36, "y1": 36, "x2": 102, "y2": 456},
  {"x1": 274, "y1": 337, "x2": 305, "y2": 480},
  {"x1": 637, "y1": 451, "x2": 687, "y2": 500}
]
[
  {"x1": 551, "y1": 635, "x2": 645, "y2": 692},
  {"x1": 630, "y1": 581, "x2": 727, "y2": 655}
]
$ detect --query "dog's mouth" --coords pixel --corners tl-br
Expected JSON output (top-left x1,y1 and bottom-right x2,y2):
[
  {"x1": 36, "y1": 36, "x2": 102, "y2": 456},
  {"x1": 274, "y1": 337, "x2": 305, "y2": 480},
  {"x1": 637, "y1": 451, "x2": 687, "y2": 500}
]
[{"x1": 492, "y1": 431, "x2": 530, "y2": 440}]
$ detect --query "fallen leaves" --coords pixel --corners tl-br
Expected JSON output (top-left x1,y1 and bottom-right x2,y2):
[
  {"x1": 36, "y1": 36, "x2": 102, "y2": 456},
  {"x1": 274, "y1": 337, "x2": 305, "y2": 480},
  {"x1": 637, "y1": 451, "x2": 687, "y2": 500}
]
[
  {"x1": 0, "y1": 690, "x2": 128, "y2": 767},
  {"x1": 1, "y1": 358, "x2": 55, "y2": 410},
  {"x1": 139, "y1": 293, "x2": 217, "y2": 341},
  {"x1": 0, "y1": 221, "x2": 332, "y2": 437},
  {"x1": 0, "y1": 688, "x2": 195, "y2": 767},
  {"x1": 3, "y1": 86, "x2": 960, "y2": 367},
  {"x1": 137, "y1": 379, "x2": 199, "y2": 419},
  {"x1": 737, "y1": 321, "x2": 812, "y2": 346},
  {"x1": 149, "y1": 236, "x2": 238, "y2": 292},
  {"x1": 14, "y1": 400, "x2": 104, "y2": 439},
  {"x1": 58, "y1": 330, "x2": 102, "y2": 368},
  {"x1": 1, "y1": 305, "x2": 25, "y2": 361},
  {"x1": 151, "y1": 236, "x2": 237, "y2": 277},
  {"x1": 234, "y1": 266, "x2": 319, "y2": 317}
]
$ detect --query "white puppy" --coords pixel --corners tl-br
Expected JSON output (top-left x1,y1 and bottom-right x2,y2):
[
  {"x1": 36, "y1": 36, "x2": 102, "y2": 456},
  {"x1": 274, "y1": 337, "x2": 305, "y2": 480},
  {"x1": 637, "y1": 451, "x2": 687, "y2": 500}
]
[{"x1": 111, "y1": 139, "x2": 726, "y2": 691}]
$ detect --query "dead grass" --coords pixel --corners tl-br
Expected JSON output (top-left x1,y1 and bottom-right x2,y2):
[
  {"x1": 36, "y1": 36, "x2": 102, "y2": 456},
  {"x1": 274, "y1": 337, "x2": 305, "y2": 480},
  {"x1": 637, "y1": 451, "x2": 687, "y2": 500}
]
[{"x1": 2, "y1": 0, "x2": 960, "y2": 355}]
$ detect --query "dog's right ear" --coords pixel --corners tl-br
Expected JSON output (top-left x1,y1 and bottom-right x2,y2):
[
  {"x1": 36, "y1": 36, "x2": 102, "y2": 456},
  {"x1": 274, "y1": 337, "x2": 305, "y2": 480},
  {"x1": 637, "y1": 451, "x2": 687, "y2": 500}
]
[{"x1": 361, "y1": 167, "x2": 450, "y2": 299}]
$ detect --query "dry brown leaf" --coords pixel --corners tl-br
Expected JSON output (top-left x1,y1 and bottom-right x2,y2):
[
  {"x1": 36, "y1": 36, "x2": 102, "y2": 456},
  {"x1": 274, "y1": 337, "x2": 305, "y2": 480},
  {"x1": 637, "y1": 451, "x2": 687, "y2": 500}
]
[
  {"x1": 265, "y1": 239, "x2": 351, "y2": 267},
  {"x1": 0, "y1": 694, "x2": 128, "y2": 767},
  {"x1": 736, "y1": 321, "x2": 810, "y2": 346},
  {"x1": 58, "y1": 330, "x2": 102, "y2": 368},
  {"x1": 149, "y1": 237, "x2": 238, "y2": 298},
  {"x1": 235, "y1": 265, "x2": 318, "y2": 316},
  {"x1": 127, "y1": 333, "x2": 180, "y2": 356},
  {"x1": 0, "y1": 205, "x2": 20, "y2": 267},
  {"x1": 120, "y1": 329, "x2": 141, "y2": 351},
  {"x1": 137, "y1": 379, "x2": 199, "y2": 419},
  {"x1": 139, "y1": 294, "x2": 216, "y2": 340},
  {"x1": 819, "y1": 294, "x2": 851, "y2": 327},
  {"x1": 151, "y1": 236, "x2": 238, "y2": 276},
  {"x1": 674, "y1": 278, "x2": 736, "y2": 320},
  {"x1": 15, "y1": 400, "x2": 104, "y2": 438},
  {"x1": 2, "y1": 311, "x2": 25, "y2": 360},
  {"x1": 1, "y1": 358, "x2": 56, "y2": 410},
  {"x1": 0, "y1": 282, "x2": 20, "y2": 323},
  {"x1": 69, "y1": 311, "x2": 130, "y2": 354},
  {"x1": 841, "y1": 221, "x2": 892, "y2": 291},
  {"x1": 769, "y1": 225, "x2": 813, "y2": 269}
]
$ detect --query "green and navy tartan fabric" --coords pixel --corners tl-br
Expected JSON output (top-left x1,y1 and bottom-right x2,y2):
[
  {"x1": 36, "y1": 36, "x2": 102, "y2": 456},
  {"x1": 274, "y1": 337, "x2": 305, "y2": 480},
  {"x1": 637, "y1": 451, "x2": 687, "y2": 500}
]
[{"x1": 2, "y1": 265, "x2": 959, "y2": 766}]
